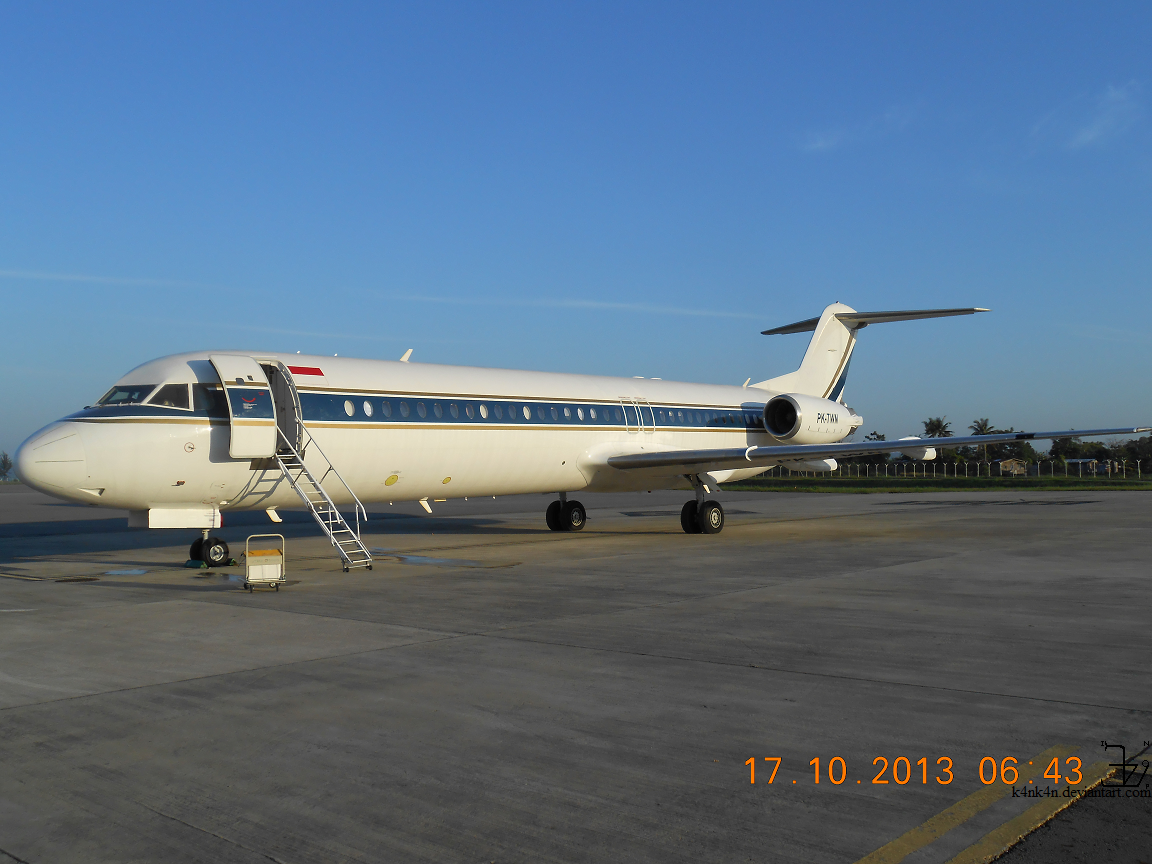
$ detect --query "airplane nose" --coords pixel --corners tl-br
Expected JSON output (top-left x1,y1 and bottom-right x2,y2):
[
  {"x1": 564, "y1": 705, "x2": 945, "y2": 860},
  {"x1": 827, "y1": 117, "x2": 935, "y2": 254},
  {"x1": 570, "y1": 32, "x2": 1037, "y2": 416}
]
[{"x1": 15, "y1": 423, "x2": 89, "y2": 497}]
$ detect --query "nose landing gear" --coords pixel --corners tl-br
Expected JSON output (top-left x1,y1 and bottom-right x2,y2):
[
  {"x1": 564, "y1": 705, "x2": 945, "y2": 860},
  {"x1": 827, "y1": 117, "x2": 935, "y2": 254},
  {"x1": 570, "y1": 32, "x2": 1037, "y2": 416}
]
[
  {"x1": 546, "y1": 495, "x2": 586, "y2": 531},
  {"x1": 190, "y1": 530, "x2": 231, "y2": 566}
]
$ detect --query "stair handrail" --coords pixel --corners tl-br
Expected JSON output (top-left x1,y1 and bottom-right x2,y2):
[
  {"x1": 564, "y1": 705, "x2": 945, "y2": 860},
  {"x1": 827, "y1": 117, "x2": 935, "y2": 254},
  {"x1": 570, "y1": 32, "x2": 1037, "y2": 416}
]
[{"x1": 275, "y1": 426, "x2": 368, "y2": 538}]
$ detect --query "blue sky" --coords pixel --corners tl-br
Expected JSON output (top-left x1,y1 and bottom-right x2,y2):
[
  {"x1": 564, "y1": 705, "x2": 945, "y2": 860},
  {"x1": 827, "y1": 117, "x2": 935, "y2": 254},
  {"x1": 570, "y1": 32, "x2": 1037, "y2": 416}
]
[{"x1": 2, "y1": 2, "x2": 1149, "y2": 454}]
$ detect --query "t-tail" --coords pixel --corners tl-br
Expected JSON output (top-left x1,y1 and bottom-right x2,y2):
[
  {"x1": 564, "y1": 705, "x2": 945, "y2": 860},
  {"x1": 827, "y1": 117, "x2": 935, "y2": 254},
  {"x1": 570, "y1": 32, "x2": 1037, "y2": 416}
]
[{"x1": 754, "y1": 303, "x2": 989, "y2": 400}]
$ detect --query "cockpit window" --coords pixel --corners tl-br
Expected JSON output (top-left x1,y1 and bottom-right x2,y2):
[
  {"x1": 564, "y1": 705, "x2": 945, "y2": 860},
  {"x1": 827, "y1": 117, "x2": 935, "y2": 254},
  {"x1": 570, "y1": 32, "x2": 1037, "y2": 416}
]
[
  {"x1": 148, "y1": 384, "x2": 191, "y2": 409},
  {"x1": 96, "y1": 384, "x2": 158, "y2": 405},
  {"x1": 192, "y1": 384, "x2": 229, "y2": 417}
]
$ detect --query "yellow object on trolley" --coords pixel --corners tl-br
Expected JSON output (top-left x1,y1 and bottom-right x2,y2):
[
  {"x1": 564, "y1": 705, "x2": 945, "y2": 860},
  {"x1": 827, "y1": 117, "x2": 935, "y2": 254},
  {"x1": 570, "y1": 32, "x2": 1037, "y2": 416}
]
[{"x1": 244, "y1": 534, "x2": 286, "y2": 591}]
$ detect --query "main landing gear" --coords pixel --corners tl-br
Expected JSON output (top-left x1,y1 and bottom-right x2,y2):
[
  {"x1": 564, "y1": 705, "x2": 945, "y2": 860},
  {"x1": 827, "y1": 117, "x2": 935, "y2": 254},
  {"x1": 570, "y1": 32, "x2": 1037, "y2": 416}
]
[
  {"x1": 680, "y1": 475, "x2": 724, "y2": 534},
  {"x1": 546, "y1": 494, "x2": 586, "y2": 532}
]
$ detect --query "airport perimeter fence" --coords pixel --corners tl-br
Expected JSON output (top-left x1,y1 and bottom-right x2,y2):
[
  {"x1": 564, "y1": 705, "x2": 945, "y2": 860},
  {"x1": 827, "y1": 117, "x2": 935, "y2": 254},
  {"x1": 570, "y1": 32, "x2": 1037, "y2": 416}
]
[{"x1": 764, "y1": 460, "x2": 1146, "y2": 481}]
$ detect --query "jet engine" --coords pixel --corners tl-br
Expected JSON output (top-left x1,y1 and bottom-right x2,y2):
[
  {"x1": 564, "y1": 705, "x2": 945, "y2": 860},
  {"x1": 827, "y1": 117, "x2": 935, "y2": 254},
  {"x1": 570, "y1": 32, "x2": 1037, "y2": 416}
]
[{"x1": 762, "y1": 394, "x2": 861, "y2": 444}]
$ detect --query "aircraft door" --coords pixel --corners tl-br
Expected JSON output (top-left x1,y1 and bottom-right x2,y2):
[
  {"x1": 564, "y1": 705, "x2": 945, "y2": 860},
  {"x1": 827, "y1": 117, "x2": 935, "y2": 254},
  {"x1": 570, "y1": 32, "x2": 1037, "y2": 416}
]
[
  {"x1": 620, "y1": 400, "x2": 639, "y2": 433},
  {"x1": 209, "y1": 354, "x2": 278, "y2": 459},
  {"x1": 262, "y1": 362, "x2": 303, "y2": 453},
  {"x1": 637, "y1": 400, "x2": 655, "y2": 434}
]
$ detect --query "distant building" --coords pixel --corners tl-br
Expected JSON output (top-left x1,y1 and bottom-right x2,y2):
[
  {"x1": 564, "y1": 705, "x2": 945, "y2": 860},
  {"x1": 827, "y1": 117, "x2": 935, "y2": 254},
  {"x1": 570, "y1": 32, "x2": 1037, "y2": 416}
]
[{"x1": 999, "y1": 458, "x2": 1027, "y2": 476}]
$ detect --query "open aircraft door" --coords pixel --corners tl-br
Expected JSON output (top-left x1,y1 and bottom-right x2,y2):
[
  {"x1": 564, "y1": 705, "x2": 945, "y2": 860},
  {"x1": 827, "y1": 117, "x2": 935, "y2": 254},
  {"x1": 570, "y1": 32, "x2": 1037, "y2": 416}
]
[{"x1": 210, "y1": 354, "x2": 278, "y2": 459}]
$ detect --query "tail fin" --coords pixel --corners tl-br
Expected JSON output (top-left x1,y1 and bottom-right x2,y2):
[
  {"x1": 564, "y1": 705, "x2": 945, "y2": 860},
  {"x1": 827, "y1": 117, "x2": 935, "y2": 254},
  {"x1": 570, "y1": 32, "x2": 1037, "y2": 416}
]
[{"x1": 754, "y1": 303, "x2": 988, "y2": 400}]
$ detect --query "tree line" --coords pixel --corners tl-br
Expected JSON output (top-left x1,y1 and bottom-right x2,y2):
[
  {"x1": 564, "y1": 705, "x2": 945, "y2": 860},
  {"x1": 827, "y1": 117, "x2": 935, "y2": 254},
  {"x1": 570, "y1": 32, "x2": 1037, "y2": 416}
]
[{"x1": 848, "y1": 418, "x2": 1152, "y2": 472}]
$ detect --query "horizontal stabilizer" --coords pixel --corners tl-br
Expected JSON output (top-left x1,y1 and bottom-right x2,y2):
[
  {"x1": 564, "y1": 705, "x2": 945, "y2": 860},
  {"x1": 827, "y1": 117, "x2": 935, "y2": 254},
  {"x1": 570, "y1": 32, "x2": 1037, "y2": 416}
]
[
  {"x1": 762, "y1": 307, "x2": 989, "y2": 336},
  {"x1": 606, "y1": 426, "x2": 1151, "y2": 473}
]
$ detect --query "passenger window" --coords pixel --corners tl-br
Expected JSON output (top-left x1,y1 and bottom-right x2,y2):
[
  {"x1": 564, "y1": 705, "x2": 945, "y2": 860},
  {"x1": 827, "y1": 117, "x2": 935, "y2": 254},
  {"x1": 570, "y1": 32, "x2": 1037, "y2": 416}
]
[
  {"x1": 400, "y1": 401, "x2": 410, "y2": 418},
  {"x1": 523, "y1": 405, "x2": 532, "y2": 420},
  {"x1": 363, "y1": 401, "x2": 374, "y2": 417},
  {"x1": 433, "y1": 403, "x2": 443, "y2": 418},
  {"x1": 550, "y1": 406, "x2": 559, "y2": 421},
  {"x1": 98, "y1": 384, "x2": 158, "y2": 406},
  {"x1": 466, "y1": 404, "x2": 476, "y2": 419},
  {"x1": 537, "y1": 406, "x2": 545, "y2": 420},
  {"x1": 450, "y1": 403, "x2": 460, "y2": 419},
  {"x1": 577, "y1": 407, "x2": 584, "y2": 421},
  {"x1": 492, "y1": 404, "x2": 501, "y2": 419},
  {"x1": 417, "y1": 402, "x2": 427, "y2": 418},
  {"x1": 677, "y1": 410, "x2": 684, "y2": 423},
  {"x1": 614, "y1": 407, "x2": 623, "y2": 423},
  {"x1": 563, "y1": 407, "x2": 571, "y2": 419},
  {"x1": 589, "y1": 407, "x2": 597, "y2": 420},
  {"x1": 382, "y1": 401, "x2": 392, "y2": 418},
  {"x1": 148, "y1": 384, "x2": 190, "y2": 409},
  {"x1": 344, "y1": 400, "x2": 355, "y2": 417}
]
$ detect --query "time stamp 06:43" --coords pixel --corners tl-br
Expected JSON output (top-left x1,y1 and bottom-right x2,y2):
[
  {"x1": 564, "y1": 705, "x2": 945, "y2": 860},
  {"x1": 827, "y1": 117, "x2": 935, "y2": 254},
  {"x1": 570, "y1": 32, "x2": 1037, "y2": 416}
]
[{"x1": 745, "y1": 756, "x2": 1085, "y2": 787}]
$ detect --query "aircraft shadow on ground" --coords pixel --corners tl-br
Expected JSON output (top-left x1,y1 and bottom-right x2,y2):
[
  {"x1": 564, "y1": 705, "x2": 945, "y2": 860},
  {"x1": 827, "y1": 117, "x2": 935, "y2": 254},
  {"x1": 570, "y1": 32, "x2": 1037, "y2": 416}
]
[{"x1": 0, "y1": 510, "x2": 547, "y2": 565}]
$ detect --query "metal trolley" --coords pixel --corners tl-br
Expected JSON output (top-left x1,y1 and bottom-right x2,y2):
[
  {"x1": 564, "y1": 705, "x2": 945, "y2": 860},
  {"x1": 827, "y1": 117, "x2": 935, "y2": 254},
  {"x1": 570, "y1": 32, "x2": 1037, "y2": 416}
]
[{"x1": 244, "y1": 534, "x2": 287, "y2": 591}]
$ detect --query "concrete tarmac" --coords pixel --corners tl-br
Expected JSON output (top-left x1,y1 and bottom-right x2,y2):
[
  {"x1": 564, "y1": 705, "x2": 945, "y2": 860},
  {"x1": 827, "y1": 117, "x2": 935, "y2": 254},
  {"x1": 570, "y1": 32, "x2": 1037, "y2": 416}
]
[{"x1": 0, "y1": 484, "x2": 1149, "y2": 863}]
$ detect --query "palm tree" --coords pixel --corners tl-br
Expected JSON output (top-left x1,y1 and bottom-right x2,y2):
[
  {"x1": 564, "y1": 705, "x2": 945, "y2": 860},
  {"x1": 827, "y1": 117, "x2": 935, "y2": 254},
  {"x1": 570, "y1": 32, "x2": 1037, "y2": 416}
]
[
  {"x1": 923, "y1": 417, "x2": 953, "y2": 439},
  {"x1": 969, "y1": 418, "x2": 994, "y2": 461}
]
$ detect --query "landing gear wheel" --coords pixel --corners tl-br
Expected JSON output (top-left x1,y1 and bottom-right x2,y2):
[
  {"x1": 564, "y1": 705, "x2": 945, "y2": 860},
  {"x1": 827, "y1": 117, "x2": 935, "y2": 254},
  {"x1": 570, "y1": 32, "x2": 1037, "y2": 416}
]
[
  {"x1": 200, "y1": 537, "x2": 230, "y2": 567},
  {"x1": 562, "y1": 500, "x2": 586, "y2": 531},
  {"x1": 680, "y1": 501, "x2": 701, "y2": 534},
  {"x1": 698, "y1": 500, "x2": 724, "y2": 534},
  {"x1": 546, "y1": 500, "x2": 563, "y2": 531},
  {"x1": 189, "y1": 538, "x2": 204, "y2": 561}
]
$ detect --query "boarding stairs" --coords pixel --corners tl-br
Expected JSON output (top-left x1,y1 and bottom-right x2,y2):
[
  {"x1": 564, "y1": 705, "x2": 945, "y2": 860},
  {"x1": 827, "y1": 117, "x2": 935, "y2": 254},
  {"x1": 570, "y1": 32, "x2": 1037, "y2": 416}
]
[{"x1": 273, "y1": 427, "x2": 373, "y2": 572}]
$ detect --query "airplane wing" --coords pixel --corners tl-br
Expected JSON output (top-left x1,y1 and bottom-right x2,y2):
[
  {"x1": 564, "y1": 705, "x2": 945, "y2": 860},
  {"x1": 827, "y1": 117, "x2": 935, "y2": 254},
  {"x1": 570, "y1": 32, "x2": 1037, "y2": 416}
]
[{"x1": 605, "y1": 427, "x2": 1152, "y2": 472}]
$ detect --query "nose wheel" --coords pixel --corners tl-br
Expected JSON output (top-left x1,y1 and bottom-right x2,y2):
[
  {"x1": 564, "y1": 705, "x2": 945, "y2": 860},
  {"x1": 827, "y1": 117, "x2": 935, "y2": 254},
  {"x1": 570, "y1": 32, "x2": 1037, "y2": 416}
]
[
  {"x1": 198, "y1": 536, "x2": 231, "y2": 566},
  {"x1": 681, "y1": 500, "x2": 723, "y2": 534},
  {"x1": 546, "y1": 499, "x2": 586, "y2": 531}
]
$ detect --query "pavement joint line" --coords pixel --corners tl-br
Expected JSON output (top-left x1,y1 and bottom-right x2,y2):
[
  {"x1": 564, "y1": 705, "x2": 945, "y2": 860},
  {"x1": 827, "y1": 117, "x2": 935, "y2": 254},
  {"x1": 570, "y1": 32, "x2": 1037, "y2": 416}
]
[
  {"x1": 943, "y1": 760, "x2": 1118, "y2": 864},
  {"x1": 0, "y1": 845, "x2": 31, "y2": 864},
  {"x1": 136, "y1": 802, "x2": 289, "y2": 864},
  {"x1": 853, "y1": 745, "x2": 1077, "y2": 864},
  {"x1": 476, "y1": 633, "x2": 1152, "y2": 715}
]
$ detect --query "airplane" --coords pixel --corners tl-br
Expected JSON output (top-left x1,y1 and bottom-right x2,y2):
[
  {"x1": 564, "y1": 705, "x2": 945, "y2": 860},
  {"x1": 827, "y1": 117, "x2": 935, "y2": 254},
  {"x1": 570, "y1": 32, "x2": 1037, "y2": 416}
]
[{"x1": 15, "y1": 302, "x2": 1148, "y2": 570}]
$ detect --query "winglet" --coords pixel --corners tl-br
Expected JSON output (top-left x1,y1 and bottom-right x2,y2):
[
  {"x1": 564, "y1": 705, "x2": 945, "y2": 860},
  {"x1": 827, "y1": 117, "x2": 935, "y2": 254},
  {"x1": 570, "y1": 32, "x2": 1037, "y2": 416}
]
[{"x1": 399, "y1": 349, "x2": 413, "y2": 363}]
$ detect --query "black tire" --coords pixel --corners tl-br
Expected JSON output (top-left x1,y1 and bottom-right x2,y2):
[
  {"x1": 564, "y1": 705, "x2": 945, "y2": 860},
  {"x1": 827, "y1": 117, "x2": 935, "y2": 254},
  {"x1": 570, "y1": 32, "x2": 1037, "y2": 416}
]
[
  {"x1": 189, "y1": 538, "x2": 204, "y2": 561},
  {"x1": 680, "y1": 501, "x2": 701, "y2": 534},
  {"x1": 201, "y1": 537, "x2": 230, "y2": 567},
  {"x1": 563, "y1": 500, "x2": 586, "y2": 531},
  {"x1": 698, "y1": 500, "x2": 724, "y2": 534},
  {"x1": 546, "y1": 500, "x2": 563, "y2": 531}
]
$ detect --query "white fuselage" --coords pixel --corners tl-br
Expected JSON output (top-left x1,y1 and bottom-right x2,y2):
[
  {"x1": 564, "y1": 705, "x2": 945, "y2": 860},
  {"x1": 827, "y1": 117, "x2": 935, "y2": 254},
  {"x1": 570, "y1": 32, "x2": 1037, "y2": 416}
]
[{"x1": 15, "y1": 350, "x2": 859, "y2": 519}]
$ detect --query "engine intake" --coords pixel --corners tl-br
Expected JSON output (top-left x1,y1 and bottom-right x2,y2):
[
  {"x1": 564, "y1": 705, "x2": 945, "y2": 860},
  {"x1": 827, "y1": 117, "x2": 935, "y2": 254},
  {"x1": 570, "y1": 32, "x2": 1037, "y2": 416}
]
[
  {"x1": 764, "y1": 397, "x2": 800, "y2": 438},
  {"x1": 762, "y1": 393, "x2": 861, "y2": 445}
]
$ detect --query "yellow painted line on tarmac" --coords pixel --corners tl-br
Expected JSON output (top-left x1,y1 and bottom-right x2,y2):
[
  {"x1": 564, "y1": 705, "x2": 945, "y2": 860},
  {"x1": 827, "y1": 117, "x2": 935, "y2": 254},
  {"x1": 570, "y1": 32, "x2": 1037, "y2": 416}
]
[
  {"x1": 0, "y1": 573, "x2": 43, "y2": 581},
  {"x1": 944, "y1": 760, "x2": 1117, "y2": 864},
  {"x1": 854, "y1": 745, "x2": 1076, "y2": 864}
]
